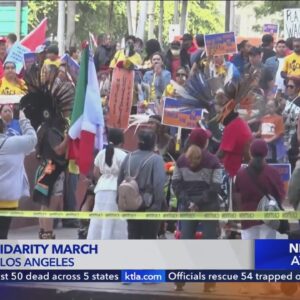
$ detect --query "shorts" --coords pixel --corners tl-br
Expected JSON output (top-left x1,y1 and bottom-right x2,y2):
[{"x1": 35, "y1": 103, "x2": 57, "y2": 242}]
[{"x1": 51, "y1": 172, "x2": 65, "y2": 197}]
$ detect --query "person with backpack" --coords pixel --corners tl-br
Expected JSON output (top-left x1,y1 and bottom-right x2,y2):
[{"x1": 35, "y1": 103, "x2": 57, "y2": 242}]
[
  {"x1": 235, "y1": 139, "x2": 285, "y2": 239},
  {"x1": 117, "y1": 129, "x2": 166, "y2": 239},
  {"x1": 87, "y1": 128, "x2": 127, "y2": 240}
]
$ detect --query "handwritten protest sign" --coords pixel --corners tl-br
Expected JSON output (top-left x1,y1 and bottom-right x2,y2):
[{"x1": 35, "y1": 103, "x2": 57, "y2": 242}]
[
  {"x1": 204, "y1": 32, "x2": 237, "y2": 57},
  {"x1": 24, "y1": 52, "x2": 37, "y2": 70},
  {"x1": 61, "y1": 54, "x2": 80, "y2": 82},
  {"x1": 4, "y1": 42, "x2": 29, "y2": 74},
  {"x1": 263, "y1": 24, "x2": 279, "y2": 40},
  {"x1": 162, "y1": 97, "x2": 202, "y2": 129},
  {"x1": 107, "y1": 68, "x2": 134, "y2": 129},
  {"x1": 284, "y1": 9, "x2": 300, "y2": 39},
  {"x1": 0, "y1": 95, "x2": 22, "y2": 105}
]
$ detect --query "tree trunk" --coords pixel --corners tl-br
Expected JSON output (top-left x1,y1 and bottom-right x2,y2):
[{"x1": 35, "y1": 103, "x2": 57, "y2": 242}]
[
  {"x1": 158, "y1": 0, "x2": 164, "y2": 46},
  {"x1": 136, "y1": 1, "x2": 148, "y2": 40},
  {"x1": 147, "y1": 1, "x2": 155, "y2": 40},
  {"x1": 66, "y1": 0, "x2": 76, "y2": 49},
  {"x1": 131, "y1": 0, "x2": 138, "y2": 35},
  {"x1": 174, "y1": 0, "x2": 179, "y2": 24},
  {"x1": 108, "y1": 0, "x2": 114, "y2": 32},
  {"x1": 179, "y1": 0, "x2": 188, "y2": 35},
  {"x1": 126, "y1": 1, "x2": 133, "y2": 35},
  {"x1": 57, "y1": 0, "x2": 65, "y2": 55}
]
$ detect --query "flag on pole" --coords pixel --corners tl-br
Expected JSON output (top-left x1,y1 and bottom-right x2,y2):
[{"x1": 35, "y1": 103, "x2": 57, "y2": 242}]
[
  {"x1": 20, "y1": 18, "x2": 47, "y2": 51},
  {"x1": 68, "y1": 43, "x2": 104, "y2": 175}
]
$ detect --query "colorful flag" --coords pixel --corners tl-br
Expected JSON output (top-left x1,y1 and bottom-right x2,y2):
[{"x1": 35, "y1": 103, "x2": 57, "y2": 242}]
[
  {"x1": 20, "y1": 18, "x2": 47, "y2": 51},
  {"x1": 68, "y1": 44, "x2": 104, "y2": 175}
]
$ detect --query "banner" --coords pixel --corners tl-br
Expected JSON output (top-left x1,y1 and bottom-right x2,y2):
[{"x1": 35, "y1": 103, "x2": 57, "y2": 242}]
[
  {"x1": 61, "y1": 54, "x2": 80, "y2": 82},
  {"x1": 162, "y1": 97, "x2": 202, "y2": 129},
  {"x1": 23, "y1": 52, "x2": 37, "y2": 70},
  {"x1": 4, "y1": 42, "x2": 29, "y2": 74},
  {"x1": 263, "y1": 24, "x2": 279, "y2": 41},
  {"x1": 284, "y1": 8, "x2": 300, "y2": 39},
  {"x1": 204, "y1": 32, "x2": 237, "y2": 57},
  {"x1": 0, "y1": 95, "x2": 22, "y2": 105},
  {"x1": 107, "y1": 68, "x2": 134, "y2": 129}
]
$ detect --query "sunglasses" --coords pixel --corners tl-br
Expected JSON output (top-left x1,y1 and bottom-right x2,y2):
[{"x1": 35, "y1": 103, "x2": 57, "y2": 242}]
[
  {"x1": 287, "y1": 85, "x2": 295, "y2": 89},
  {"x1": 176, "y1": 73, "x2": 187, "y2": 77}
]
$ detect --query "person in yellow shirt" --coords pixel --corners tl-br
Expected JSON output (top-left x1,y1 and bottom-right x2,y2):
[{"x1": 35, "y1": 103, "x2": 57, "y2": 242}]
[
  {"x1": 281, "y1": 38, "x2": 300, "y2": 82},
  {"x1": 0, "y1": 61, "x2": 27, "y2": 95},
  {"x1": 109, "y1": 35, "x2": 142, "y2": 69},
  {"x1": 43, "y1": 44, "x2": 61, "y2": 67}
]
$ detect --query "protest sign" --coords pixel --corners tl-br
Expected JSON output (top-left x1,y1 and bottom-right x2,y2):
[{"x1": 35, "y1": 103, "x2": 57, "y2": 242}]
[
  {"x1": 263, "y1": 24, "x2": 279, "y2": 40},
  {"x1": 4, "y1": 42, "x2": 29, "y2": 74},
  {"x1": 204, "y1": 32, "x2": 237, "y2": 57},
  {"x1": 162, "y1": 97, "x2": 202, "y2": 129},
  {"x1": 284, "y1": 9, "x2": 300, "y2": 39},
  {"x1": 23, "y1": 52, "x2": 37, "y2": 70},
  {"x1": 107, "y1": 68, "x2": 134, "y2": 129},
  {"x1": 0, "y1": 95, "x2": 22, "y2": 105},
  {"x1": 61, "y1": 54, "x2": 80, "y2": 82},
  {"x1": 169, "y1": 24, "x2": 180, "y2": 43}
]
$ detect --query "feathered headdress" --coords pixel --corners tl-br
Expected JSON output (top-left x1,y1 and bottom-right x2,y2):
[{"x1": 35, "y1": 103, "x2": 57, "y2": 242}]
[
  {"x1": 20, "y1": 62, "x2": 75, "y2": 130},
  {"x1": 212, "y1": 66, "x2": 263, "y2": 123}
]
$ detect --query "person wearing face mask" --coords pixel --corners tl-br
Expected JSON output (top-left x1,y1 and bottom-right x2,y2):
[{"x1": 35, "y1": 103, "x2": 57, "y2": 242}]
[
  {"x1": 165, "y1": 40, "x2": 190, "y2": 80},
  {"x1": 109, "y1": 35, "x2": 142, "y2": 69}
]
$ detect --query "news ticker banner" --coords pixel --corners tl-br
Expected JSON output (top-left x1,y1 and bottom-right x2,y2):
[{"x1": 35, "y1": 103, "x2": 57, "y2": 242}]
[
  {"x1": 0, "y1": 210, "x2": 300, "y2": 220},
  {"x1": 1, "y1": 240, "x2": 300, "y2": 283},
  {"x1": 1, "y1": 270, "x2": 300, "y2": 283}
]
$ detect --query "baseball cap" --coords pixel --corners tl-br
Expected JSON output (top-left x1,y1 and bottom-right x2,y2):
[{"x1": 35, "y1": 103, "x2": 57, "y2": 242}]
[
  {"x1": 250, "y1": 139, "x2": 268, "y2": 158},
  {"x1": 188, "y1": 128, "x2": 212, "y2": 149},
  {"x1": 0, "y1": 36, "x2": 7, "y2": 43},
  {"x1": 182, "y1": 33, "x2": 193, "y2": 41}
]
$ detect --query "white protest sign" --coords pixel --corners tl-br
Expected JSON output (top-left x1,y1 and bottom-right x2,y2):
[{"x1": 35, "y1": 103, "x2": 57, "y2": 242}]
[
  {"x1": 0, "y1": 95, "x2": 22, "y2": 105},
  {"x1": 284, "y1": 8, "x2": 300, "y2": 39},
  {"x1": 4, "y1": 42, "x2": 30, "y2": 74},
  {"x1": 169, "y1": 24, "x2": 180, "y2": 43}
]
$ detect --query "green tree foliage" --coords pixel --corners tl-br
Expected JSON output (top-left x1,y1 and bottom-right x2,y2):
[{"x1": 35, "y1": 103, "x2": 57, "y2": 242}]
[
  {"x1": 238, "y1": 1, "x2": 299, "y2": 17},
  {"x1": 154, "y1": 0, "x2": 224, "y2": 47},
  {"x1": 28, "y1": 0, "x2": 224, "y2": 46}
]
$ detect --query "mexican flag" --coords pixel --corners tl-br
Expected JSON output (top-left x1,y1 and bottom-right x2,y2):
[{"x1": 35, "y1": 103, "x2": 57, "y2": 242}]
[{"x1": 68, "y1": 44, "x2": 104, "y2": 175}]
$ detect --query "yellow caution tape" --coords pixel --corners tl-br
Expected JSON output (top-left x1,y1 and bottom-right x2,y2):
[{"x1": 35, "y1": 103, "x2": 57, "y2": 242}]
[{"x1": 0, "y1": 210, "x2": 299, "y2": 220}]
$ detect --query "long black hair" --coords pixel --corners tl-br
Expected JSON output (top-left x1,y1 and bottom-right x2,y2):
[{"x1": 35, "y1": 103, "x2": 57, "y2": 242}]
[{"x1": 105, "y1": 128, "x2": 124, "y2": 167}]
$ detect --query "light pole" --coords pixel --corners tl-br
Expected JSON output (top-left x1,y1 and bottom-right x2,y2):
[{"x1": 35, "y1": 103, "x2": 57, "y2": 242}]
[{"x1": 57, "y1": 0, "x2": 65, "y2": 55}]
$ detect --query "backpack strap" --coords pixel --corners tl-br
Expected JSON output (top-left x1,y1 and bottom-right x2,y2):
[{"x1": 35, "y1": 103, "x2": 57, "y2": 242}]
[
  {"x1": 127, "y1": 152, "x2": 155, "y2": 179},
  {"x1": 0, "y1": 137, "x2": 8, "y2": 150}
]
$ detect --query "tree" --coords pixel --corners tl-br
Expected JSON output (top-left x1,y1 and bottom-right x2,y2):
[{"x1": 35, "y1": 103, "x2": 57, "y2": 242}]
[
  {"x1": 154, "y1": 1, "x2": 224, "y2": 47},
  {"x1": 180, "y1": 0, "x2": 188, "y2": 35},
  {"x1": 28, "y1": 0, "x2": 224, "y2": 47},
  {"x1": 237, "y1": 1, "x2": 298, "y2": 18}
]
